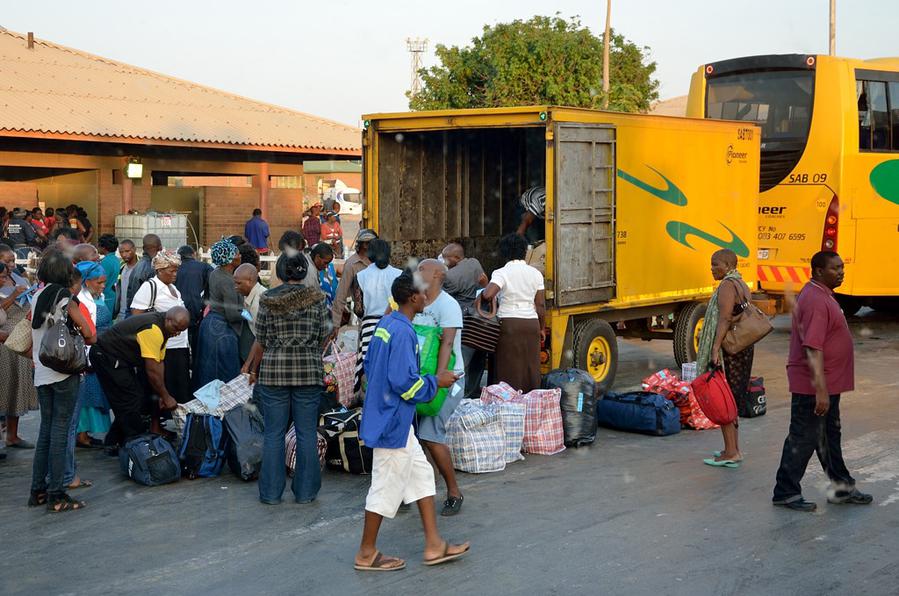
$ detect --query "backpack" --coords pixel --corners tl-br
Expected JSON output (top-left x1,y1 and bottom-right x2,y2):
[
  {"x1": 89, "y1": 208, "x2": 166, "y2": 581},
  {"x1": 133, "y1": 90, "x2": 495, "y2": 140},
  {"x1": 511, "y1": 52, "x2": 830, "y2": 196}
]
[
  {"x1": 119, "y1": 434, "x2": 180, "y2": 486},
  {"x1": 740, "y1": 376, "x2": 768, "y2": 418},
  {"x1": 690, "y1": 369, "x2": 738, "y2": 426},
  {"x1": 179, "y1": 413, "x2": 229, "y2": 479},
  {"x1": 223, "y1": 405, "x2": 264, "y2": 481}
]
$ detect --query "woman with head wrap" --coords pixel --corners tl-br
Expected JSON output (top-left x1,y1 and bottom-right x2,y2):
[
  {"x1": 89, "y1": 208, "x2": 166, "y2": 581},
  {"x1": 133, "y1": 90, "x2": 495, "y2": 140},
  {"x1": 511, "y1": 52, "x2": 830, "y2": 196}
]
[
  {"x1": 130, "y1": 250, "x2": 192, "y2": 404},
  {"x1": 195, "y1": 239, "x2": 243, "y2": 388},
  {"x1": 515, "y1": 186, "x2": 546, "y2": 246},
  {"x1": 74, "y1": 261, "x2": 112, "y2": 449}
]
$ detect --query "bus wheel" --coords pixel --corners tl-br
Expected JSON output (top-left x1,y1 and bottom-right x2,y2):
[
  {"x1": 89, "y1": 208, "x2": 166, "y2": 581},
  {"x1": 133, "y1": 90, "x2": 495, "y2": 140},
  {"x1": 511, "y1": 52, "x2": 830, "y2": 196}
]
[
  {"x1": 572, "y1": 319, "x2": 618, "y2": 393},
  {"x1": 835, "y1": 294, "x2": 863, "y2": 316},
  {"x1": 674, "y1": 302, "x2": 707, "y2": 367}
]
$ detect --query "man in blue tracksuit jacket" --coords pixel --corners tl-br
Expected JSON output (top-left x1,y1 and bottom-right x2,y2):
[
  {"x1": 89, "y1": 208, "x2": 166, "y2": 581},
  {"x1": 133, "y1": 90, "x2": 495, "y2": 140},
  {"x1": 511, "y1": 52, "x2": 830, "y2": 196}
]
[{"x1": 354, "y1": 272, "x2": 470, "y2": 572}]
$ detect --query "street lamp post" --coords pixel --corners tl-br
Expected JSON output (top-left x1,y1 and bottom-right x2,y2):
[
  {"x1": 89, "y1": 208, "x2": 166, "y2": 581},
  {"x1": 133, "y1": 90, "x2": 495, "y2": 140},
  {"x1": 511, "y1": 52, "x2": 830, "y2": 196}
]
[{"x1": 602, "y1": 0, "x2": 611, "y2": 108}]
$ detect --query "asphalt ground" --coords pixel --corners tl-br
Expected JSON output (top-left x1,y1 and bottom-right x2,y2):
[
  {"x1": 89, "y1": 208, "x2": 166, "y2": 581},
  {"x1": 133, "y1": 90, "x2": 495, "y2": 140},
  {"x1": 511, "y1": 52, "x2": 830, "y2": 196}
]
[{"x1": 2, "y1": 308, "x2": 898, "y2": 595}]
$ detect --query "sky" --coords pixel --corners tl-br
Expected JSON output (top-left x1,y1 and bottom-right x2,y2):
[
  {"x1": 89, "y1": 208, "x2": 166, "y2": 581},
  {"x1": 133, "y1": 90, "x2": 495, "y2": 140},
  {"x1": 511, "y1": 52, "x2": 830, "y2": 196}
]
[{"x1": 1, "y1": 0, "x2": 896, "y2": 126}]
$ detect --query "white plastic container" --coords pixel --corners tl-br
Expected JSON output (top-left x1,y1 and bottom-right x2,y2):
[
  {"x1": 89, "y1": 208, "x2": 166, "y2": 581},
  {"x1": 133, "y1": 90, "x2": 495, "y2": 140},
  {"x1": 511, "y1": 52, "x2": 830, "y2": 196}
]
[
  {"x1": 115, "y1": 212, "x2": 187, "y2": 251},
  {"x1": 681, "y1": 362, "x2": 698, "y2": 382}
]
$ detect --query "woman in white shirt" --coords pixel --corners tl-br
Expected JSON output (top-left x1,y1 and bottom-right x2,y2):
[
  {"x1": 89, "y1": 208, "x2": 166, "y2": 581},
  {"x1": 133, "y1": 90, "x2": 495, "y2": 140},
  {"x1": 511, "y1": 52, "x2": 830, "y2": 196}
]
[
  {"x1": 352, "y1": 239, "x2": 402, "y2": 395},
  {"x1": 130, "y1": 251, "x2": 191, "y2": 404},
  {"x1": 477, "y1": 233, "x2": 545, "y2": 392}
]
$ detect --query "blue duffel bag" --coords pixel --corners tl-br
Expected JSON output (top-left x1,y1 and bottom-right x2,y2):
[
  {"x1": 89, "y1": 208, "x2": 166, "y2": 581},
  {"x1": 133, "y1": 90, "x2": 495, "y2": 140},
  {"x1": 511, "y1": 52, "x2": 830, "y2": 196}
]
[{"x1": 596, "y1": 391, "x2": 681, "y2": 436}]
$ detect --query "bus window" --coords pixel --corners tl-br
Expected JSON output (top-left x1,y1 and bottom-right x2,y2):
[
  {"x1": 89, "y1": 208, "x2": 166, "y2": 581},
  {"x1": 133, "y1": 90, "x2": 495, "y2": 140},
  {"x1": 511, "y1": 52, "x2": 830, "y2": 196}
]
[
  {"x1": 891, "y1": 82, "x2": 899, "y2": 150},
  {"x1": 869, "y1": 81, "x2": 890, "y2": 150},
  {"x1": 858, "y1": 81, "x2": 871, "y2": 150}
]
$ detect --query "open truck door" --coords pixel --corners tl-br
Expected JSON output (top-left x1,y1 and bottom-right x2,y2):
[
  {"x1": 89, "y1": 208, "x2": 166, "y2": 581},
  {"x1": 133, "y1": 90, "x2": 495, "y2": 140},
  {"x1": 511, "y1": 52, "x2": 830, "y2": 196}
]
[{"x1": 552, "y1": 123, "x2": 618, "y2": 390}]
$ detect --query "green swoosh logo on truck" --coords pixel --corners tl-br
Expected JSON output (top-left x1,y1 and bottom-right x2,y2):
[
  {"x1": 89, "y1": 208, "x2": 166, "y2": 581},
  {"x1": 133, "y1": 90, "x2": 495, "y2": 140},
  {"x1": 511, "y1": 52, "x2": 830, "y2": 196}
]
[
  {"x1": 617, "y1": 166, "x2": 749, "y2": 256},
  {"x1": 870, "y1": 159, "x2": 899, "y2": 205},
  {"x1": 665, "y1": 221, "x2": 750, "y2": 257},
  {"x1": 617, "y1": 166, "x2": 688, "y2": 206}
]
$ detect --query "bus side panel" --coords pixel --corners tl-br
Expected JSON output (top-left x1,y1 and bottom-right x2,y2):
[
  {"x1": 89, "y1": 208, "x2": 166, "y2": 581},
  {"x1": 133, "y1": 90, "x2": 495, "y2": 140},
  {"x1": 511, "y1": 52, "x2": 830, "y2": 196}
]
[{"x1": 605, "y1": 118, "x2": 759, "y2": 305}]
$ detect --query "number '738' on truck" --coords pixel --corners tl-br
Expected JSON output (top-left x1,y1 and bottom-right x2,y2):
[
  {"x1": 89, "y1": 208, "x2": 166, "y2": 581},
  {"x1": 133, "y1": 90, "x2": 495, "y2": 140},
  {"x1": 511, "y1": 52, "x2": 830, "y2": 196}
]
[{"x1": 360, "y1": 106, "x2": 759, "y2": 390}]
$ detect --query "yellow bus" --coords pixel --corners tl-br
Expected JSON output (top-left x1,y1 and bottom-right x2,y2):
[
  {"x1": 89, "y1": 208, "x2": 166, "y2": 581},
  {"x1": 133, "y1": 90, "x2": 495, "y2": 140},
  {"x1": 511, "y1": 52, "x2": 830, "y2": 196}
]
[{"x1": 687, "y1": 54, "x2": 899, "y2": 313}]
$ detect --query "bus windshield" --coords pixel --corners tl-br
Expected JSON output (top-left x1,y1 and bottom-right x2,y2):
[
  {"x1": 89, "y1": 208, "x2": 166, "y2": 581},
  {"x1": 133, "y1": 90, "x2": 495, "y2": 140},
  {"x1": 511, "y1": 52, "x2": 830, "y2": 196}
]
[{"x1": 706, "y1": 70, "x2": 814, "y2": 146}]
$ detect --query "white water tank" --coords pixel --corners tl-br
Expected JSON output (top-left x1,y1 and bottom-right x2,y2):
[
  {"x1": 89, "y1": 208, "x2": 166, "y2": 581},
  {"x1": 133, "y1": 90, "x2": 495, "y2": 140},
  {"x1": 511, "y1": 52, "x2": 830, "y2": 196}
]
[{"x1": 115, "y1": 213, "x2": 188, "y2": 250}]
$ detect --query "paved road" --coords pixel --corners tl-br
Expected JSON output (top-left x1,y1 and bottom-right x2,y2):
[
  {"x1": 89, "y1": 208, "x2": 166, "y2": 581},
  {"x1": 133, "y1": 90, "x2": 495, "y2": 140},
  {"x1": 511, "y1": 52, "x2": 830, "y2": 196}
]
[{"x1": 2, "y1": 309, "x2": 899, "y2": 595}]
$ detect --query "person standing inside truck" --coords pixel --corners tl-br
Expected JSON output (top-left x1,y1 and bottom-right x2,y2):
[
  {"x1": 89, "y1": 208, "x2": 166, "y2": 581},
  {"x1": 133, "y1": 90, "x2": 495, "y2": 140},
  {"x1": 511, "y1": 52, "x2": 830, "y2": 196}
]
[{"x1": 515, "y1": 186, "x2": 546, "y2": 246}]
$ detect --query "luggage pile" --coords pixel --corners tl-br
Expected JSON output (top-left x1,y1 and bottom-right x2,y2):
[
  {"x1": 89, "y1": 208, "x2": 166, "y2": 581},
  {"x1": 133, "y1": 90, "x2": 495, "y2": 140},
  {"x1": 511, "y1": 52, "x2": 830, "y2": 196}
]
[{"x1": 641, "y1": 368, "x2": 718, "y2": 430}]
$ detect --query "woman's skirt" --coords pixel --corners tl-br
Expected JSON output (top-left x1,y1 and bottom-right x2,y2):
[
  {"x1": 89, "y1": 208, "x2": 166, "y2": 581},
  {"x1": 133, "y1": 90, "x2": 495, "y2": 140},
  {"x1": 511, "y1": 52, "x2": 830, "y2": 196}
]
[
  {"x1": 195, "y1": 312, "x2": 240, "y2": 389},
  {"x1": 0, "y1": 344, "x2": 37, "y2": 417},
  {"x1": 723, "y1": 345, "x2": 754, "y2": 419},
  {"x1": 354, "y1": 315, "x2": 382, "y2": 396},
  {"x1": 495, "y1": 317, "x2": 541, "y2": 393},
  {"x1": 165, "y1": 347, "x2": 193, "y2": 404},
  {"x1": 77, "y1": 372, "x2": 111, "y2": 434}
]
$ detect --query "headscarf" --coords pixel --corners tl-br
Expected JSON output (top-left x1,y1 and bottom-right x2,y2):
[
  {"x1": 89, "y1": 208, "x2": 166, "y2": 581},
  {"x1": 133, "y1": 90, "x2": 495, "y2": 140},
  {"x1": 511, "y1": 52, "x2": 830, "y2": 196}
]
[
  {"x1": 152, "y1": 250, "x2": 182, "y2": 270},
  {"x1": 696, "y1": 269, "x2": 744, "y2": 372},
  {"x1": 75, "y1": 260, "x2": 105, "y2": 281},
  {"x1": 210, "y1": 238, "x2": 238, "y2": 267},
  {"x1": 520, "y1": 186, "x2": 546, "y2": 219}
]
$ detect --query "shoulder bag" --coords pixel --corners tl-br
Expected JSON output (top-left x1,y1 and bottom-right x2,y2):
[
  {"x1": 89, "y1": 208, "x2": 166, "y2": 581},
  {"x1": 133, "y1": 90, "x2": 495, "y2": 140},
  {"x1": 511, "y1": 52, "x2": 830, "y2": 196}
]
[
  {"x1": 4, "y1": 316, "x2": 33, "y2": 355},
  {"x1": 721, "y1": 279, "x2": 773, "y2": 355},
  {"x1": 38, "y1": 298, "x2": 88, "y2": 374},
  {"x1": 461, "y1": 297, "x2": 501, "y2": 354}
]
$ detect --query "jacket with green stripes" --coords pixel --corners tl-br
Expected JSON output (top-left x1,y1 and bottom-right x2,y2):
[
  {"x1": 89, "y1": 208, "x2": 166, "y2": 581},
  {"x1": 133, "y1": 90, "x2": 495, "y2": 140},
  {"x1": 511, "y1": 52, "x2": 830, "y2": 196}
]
[{"x1": 360, "y1": 311, "x2": 438, "y2": 449}]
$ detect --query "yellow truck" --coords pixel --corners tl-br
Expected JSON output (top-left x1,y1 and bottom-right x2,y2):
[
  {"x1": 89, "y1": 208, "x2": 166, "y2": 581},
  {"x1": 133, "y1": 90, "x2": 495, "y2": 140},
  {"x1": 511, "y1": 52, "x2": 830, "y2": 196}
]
[{"x1": 361, "y1": 106, "x2": 759, "y2": 389}]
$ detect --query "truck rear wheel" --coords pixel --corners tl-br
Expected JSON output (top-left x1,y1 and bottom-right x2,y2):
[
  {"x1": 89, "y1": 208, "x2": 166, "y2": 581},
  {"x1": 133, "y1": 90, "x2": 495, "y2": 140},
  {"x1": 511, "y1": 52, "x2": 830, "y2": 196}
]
[
  {"x1": 572, "y1": 319, "x2": 618, "y2": 393},
  {"x1": 673, "y1": 302, "x2": 707, "y2": 367}
]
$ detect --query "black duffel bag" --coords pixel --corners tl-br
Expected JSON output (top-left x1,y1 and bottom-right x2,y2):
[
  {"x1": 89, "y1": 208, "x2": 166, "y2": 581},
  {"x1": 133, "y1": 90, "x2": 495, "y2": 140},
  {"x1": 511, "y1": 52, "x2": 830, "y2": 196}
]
[
  {"x1": 224, "y1": 404, "x2": 264, "y2": 481},
  {"x1": 543, "y1": 368, "x2": 597, "y2": 447}
]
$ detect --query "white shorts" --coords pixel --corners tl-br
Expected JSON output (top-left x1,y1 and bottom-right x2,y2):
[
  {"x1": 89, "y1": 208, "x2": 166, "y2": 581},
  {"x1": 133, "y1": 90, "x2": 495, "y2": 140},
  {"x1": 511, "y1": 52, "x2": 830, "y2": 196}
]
[{"x1": 365, "y1": 427, "x2": 436, "y2": 519}]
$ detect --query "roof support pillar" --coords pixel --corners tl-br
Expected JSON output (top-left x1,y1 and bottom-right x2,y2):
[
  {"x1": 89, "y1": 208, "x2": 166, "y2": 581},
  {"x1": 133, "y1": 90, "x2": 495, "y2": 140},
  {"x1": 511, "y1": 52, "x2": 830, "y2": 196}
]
[
  {"x1": 122, "y1": 175, "x2": 133, "y2": 214},
  {"x1": 258, "y1": 162, "x2": 269, "y2": 219}
]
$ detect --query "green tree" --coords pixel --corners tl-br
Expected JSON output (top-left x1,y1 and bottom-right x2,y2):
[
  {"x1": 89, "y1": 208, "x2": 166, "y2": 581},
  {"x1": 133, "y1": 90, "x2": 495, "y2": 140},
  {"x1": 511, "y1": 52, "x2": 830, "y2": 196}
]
[{"x1": 409, "y1": 15, "x2": 659, "y2": 113}]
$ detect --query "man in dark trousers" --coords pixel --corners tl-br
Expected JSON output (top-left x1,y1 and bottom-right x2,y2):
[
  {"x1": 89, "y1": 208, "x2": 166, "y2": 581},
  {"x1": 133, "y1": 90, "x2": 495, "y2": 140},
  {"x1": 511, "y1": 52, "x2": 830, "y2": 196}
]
[
  {"x1": 91, "y1": 307, "x2": 190, "y2": 446},
  {"x1": 174, "y1": 244, "x2": 213, "y2": 356},
  {"x1": 772, "y1": 251, "x2": 873, "y2": 512}
]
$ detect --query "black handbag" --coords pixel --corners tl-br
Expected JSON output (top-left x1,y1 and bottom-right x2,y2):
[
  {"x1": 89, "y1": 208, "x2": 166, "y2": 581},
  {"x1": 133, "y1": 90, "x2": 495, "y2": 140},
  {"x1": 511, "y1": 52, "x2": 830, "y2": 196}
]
[
  {"x1": 461, "y1": 297, "x2": 501, "y2": 353},
  {"x1": 38, "y1": 299, "x2": 87, "y2": 375}
]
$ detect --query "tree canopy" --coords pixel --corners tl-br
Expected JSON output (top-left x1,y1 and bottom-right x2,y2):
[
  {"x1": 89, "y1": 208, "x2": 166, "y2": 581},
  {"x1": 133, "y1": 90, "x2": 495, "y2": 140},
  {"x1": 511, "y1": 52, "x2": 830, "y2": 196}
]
[{"x1": 409, "y1": 15, "x2": 659, "y2": 113}]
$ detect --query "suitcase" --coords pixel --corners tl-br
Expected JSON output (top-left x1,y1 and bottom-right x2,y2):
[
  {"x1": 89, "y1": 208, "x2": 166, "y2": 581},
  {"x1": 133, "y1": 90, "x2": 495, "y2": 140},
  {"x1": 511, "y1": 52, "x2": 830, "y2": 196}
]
[
  {"x1": 596, "y1": 392, "x2": 681, "y2": 436},
  {"x1": 740, "y1": 376, "x2": 768, "y2": 418},
  {"x1": 543, "y1": 368, "x2": 597, "y2": 447}
]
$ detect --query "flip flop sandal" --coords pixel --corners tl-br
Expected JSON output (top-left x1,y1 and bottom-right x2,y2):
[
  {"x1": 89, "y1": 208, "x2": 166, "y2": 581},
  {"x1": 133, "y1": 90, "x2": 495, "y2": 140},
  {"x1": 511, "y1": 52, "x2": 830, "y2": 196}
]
[
  {"x1": 423, "y1": 542, "x2": 471, "y2": 567},
  {"x1": 68, "y1": 479, "x2": 93, "y2": 490},
  {"x1": 47, "y1": 494, "x2": 86, "y2": 513},
  {"x1": 7, "y1": 440, "x2": 35, "y2": 449},
  {"x1": 703, "y1": 458, "x2": 740, "y2": 469},
  {"x1": 354, "y1": 551, "x2": 406, "y2": 572}
]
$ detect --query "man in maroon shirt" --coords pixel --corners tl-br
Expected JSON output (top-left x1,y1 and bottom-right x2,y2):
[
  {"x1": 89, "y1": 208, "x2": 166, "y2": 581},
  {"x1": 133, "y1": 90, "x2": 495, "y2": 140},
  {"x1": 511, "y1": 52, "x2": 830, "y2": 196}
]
[{"x1": 772, "y1": 251, "x2": 873, "y2": 512}]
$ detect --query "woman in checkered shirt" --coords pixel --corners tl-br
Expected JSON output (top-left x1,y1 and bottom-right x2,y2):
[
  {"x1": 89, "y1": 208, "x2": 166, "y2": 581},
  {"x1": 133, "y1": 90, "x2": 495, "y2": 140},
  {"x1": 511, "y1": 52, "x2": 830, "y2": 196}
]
[{"x1": 243, "y1": 252, "x2": 330, "y2": 505}]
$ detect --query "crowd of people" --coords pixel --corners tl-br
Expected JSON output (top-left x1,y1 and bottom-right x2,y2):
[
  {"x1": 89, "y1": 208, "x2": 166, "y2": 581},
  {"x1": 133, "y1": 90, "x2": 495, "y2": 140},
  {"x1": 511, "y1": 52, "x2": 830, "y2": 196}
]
[{"x1": 0, "y1": 193, "x2": 874, "y2": 565}]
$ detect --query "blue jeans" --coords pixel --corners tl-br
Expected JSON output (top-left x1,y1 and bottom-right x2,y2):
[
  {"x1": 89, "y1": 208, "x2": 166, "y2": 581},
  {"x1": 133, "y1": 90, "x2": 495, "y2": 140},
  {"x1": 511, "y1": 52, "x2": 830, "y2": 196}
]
[
  {"x1": 258, "y1": 384, "x2": 322, "y2": 504},
  {"x1": 62, "y1": 383, "x2": 85, "y2": 485},
  {"x1": 30, "y1": 375, "x2": 81, "y2": 495}
]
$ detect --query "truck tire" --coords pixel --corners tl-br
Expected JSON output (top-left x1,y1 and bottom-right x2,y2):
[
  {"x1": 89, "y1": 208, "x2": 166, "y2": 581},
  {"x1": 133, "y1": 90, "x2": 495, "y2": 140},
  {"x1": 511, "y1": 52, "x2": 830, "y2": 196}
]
[
  {"x1": 835, "y1": 294, "x2": 863, "y2": 316},
  {"x1": 673, "y1": 302, "x2": 707, "y2": 367},
  {"x1": 572, "y1": 319, "x2": 618, "y2": 393}
]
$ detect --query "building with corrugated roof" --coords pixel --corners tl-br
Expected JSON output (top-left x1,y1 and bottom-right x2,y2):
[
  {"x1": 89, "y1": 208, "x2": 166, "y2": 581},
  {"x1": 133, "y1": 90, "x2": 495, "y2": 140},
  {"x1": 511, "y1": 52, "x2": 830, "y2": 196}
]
[{"x1": 0, "y1": 28, "x2": 361, "y2": 245}]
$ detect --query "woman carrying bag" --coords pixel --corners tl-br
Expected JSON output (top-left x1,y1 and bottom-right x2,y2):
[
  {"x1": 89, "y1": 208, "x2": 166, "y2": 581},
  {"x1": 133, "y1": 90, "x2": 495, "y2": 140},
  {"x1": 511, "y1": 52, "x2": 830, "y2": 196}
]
[{"x1": 696, "y1": 249, "x2": 769, "y2": 469}]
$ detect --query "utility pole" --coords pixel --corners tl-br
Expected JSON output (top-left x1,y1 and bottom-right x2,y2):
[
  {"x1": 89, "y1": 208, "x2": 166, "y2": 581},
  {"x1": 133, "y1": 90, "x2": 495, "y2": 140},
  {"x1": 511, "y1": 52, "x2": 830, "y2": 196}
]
[
  {"x1": 602, "y1": 0, "x2": 611, "y2": 108},
  {"x1": 828, "y1": 0, "x2": 836, "y2": 56},
  {"x1": 406, "y1": 37, "x2": 428, "y2": 98}
]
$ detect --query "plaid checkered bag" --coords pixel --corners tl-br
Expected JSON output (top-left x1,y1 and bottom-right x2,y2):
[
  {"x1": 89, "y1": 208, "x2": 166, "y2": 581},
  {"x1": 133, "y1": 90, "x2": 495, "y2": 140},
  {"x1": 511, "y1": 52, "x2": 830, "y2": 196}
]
[
  {"x1": 447, "y1": 401, "x2": 506, "y2": 474},
  {"x1": 323, "y1": 341, "x2": 356, "y2": 407},
  {"x1": 174, "y1": 374, "x2": 255, "y2": 434},
  {"x1": 286, "y1": 427, "x2": 328, "y2": 475},
  {"x1": 480, "y1": 402, "x2": 526, "y2": 463},
  {"x1": 519, "y1": 389, "x2": 566, "y2": 455},
  {"x1": 479, "y1": 382, "x2": 522, "y2": 403}
]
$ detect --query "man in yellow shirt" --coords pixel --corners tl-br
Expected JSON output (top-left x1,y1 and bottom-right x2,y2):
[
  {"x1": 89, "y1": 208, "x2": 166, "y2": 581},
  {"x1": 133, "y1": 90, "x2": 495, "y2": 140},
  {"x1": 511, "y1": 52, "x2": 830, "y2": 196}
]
[{"x1": 89, "y1": 307, "x2": 190, "y2": 446}]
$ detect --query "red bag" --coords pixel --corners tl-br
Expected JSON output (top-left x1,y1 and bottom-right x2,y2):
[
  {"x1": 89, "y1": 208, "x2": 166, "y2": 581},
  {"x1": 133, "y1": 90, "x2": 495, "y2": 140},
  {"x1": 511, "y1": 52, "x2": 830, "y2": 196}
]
[{"x1": 690, "y1": 369, "x2": 738, "y2": 426}]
